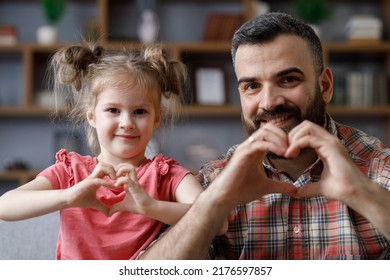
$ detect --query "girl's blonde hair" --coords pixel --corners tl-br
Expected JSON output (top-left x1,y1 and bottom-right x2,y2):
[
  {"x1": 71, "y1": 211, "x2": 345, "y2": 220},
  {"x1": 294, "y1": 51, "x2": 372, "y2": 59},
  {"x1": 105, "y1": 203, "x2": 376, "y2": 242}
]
[{"x1": 49, "y1": 42, "x2": 188, "y2": 155}]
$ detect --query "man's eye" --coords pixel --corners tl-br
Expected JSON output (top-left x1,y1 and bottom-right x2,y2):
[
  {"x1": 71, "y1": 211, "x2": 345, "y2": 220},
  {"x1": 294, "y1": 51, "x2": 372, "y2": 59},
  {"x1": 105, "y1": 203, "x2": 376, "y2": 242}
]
[
  {"x1": 248, "y1": 83, "x2": 260, "y2": 90},
  {"x1": 280, "y1": 76, "x2": 300, "y2": 86},
  {"x1": 239, "y1": 82, "x2": 261, "y2": 94}
]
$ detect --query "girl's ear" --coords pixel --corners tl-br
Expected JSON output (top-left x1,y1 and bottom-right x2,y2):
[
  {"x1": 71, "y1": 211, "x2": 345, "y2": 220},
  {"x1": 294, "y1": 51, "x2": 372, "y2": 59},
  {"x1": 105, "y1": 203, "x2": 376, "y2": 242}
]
[
  {"x1": 86, "y1": 110, "x2": 96, "y2": 128},
  {"x1": 154, "y1": 108, "x2": 162, "y2": 129}
]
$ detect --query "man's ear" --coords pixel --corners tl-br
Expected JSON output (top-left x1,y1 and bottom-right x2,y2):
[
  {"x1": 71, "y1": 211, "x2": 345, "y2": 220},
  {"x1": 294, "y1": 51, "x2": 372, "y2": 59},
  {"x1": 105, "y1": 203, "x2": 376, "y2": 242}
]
[
  {"x1": 320, "y1": 67, "x2": 333, "y2": 104},
  {"x1": 86, "y1": 110, "x2": 96, "y2": 128}
]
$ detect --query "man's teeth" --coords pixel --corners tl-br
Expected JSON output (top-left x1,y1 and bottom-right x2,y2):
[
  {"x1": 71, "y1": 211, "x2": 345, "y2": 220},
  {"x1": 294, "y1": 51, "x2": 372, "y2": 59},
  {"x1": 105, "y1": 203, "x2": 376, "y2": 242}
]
[{"x1": 269, "y1": 115, "x2": 288, "y2": 124}]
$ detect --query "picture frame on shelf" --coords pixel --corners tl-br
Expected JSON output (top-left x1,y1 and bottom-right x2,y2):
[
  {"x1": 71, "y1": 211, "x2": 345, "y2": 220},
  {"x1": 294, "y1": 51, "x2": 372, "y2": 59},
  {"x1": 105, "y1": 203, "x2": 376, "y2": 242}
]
[{"x1": 193, "y1": 66, "x2": 227, "y2": 105}]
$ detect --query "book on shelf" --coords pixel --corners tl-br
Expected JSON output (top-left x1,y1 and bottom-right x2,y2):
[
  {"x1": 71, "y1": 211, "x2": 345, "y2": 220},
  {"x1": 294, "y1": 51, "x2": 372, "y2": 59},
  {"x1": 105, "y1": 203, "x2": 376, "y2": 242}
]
[
  {"x1": 331, "y1": 70, "x2": 347, "y2": 106},
  {"x1": 203, "y1": 13, "x2": 244, "y2": 42},
  {"x1": 345, "y1": 15, "x2": 383, "y2": 41},
  {"x1": 0, "y1": 25, "x2": 17, "y2": 45},
  {"x1": 347, "y1": 29, "x2": 382, "y2": 40},
  {"x1": 344, "y1": 71, "x2": 387, "y2": 107},
  {"x1": 346, "y1": 15, "x2": 382, "y2": 30}
]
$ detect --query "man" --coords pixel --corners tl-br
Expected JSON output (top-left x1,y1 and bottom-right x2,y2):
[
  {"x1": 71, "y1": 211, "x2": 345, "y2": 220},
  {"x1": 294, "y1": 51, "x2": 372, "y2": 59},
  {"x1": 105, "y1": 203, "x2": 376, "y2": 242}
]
[{"x1": 140, "y1": 12, "x2": 390, "y2": 259}]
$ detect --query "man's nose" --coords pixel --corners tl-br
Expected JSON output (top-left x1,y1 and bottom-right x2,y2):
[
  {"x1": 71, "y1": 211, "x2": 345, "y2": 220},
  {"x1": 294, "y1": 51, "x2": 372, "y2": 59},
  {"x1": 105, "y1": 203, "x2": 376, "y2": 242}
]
[{"x1": 258, "y1": 85, "x2": 285, "y2": 111}]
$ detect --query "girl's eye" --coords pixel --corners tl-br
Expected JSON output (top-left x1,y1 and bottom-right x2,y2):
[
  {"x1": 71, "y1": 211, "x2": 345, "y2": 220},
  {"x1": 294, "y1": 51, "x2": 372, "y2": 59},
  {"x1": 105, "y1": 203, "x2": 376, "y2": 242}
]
[
  {"x1": 107, "y1": 108, "x2": 120, "y2": 114},
  {"x1": 134, "y1": 109, "x2": 147, "y2": 115}
]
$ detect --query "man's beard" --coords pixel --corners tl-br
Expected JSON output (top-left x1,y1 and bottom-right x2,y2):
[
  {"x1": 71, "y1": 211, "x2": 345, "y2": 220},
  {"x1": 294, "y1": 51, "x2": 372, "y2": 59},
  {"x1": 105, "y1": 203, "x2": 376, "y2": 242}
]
[{"x1": 242, "y1": 83, "x2": 327, "y2": 159}]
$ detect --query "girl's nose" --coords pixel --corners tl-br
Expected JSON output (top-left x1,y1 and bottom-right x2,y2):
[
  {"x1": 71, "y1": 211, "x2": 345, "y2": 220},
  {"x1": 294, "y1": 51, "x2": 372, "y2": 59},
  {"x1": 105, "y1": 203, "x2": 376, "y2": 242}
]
[{"x1": 119, "y1": 115, "x2": 135, "y2": 130}]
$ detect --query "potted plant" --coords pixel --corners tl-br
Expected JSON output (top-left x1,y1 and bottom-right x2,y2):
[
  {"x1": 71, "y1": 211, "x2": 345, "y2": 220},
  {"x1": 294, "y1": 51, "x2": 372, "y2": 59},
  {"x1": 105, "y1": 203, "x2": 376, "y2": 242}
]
[
  {"x1": 293, "y1": 0, "x2": 331, "y2": 37},
  {"x1": 37, "y1": 0, "x2": 66, "y2": 44}
]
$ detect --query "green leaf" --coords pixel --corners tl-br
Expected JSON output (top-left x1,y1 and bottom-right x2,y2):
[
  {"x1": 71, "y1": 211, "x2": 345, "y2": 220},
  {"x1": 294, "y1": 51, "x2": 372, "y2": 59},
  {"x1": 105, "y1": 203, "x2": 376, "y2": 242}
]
[
  {"x1": 293, "y1": 0, "x2": 331, "y2": 24},
  {"x1": 40, "y1": 0, "x2": 66, "y2": 24}
]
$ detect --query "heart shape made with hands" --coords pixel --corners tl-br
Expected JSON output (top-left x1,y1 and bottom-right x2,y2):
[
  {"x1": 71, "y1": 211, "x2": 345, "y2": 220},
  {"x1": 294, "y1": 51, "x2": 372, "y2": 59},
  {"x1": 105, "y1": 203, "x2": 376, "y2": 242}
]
[
  {"x1": 96, "y1": 183, "x2": 125, "y2": 207},
  {"x1": 247, "y1": 121, "x2": 328, "y2": 160},
  {"x1": 95, "y1": 173, "x2": 130, "y2": 207},
  {"x1": 94, "y1": 163, "x2": 140, "y2": 208}
]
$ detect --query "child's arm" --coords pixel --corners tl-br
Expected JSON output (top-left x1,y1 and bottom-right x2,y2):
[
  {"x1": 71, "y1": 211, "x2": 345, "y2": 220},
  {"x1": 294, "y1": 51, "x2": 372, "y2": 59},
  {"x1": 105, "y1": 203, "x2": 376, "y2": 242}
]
[
  {"x1": 142, "y1": 174, "x2": 228, "y2": 234},
  {"x1": 0, "y1": 176, "x2": 68, "y2": 221},
  {"x1": 141, "y1": 174, "x2": 202, "y2": 225},
  {"x1": 0, "y1": 162, "x2": 117, "y2": 221}
]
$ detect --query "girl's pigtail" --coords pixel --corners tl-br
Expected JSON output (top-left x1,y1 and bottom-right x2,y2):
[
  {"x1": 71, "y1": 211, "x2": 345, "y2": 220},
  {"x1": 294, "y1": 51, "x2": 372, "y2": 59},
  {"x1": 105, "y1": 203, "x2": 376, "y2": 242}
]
[
  {"x1": 143, "y1": 45, "x2": 189, "y2": 122},
  {"x1": 50, "y1": 43, "x2": 104, "y2": 113},
  {"x1": 53, "y1": 44, "x2": 103, "y2": 91},
  {"x1": 49, "y1": 43, "x2": 105, "y2": 155}
]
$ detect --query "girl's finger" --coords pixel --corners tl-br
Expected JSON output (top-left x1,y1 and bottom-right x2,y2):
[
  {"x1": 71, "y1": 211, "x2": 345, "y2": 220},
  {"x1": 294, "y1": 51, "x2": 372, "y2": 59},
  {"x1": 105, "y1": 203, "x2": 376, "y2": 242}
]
[{"x1": 90, "y1": 162, "x2": 116, "y2": 179}]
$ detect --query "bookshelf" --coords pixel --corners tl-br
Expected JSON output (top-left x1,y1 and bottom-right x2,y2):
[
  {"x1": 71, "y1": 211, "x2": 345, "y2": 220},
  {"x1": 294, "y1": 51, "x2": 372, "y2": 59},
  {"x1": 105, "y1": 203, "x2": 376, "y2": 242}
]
[
  {"x1": 1, "y1": 0, "x2": 390, "y2": 187},
  {"x1": 0, "y1": 0, "x2": 248, "y2": 188},
  {"x1": 251, "y1": 0, "x2": 390, "y2": 144}
]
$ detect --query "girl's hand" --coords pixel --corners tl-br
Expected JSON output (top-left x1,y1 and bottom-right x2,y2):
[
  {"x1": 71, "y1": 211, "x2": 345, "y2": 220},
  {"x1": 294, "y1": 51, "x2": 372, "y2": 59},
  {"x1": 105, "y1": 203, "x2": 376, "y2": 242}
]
[
  {"x1": 109, "y1": 163, "x2": 155, "y2": 216},
  {"x1": 65, "y1": 162, "x2": 116, "y2": 215}
]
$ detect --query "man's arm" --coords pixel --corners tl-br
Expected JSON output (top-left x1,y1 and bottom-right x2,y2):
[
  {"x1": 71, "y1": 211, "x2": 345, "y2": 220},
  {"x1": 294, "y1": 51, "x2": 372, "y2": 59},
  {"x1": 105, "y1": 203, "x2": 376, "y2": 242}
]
[
  {"x1": 139, "y1": 188, "x2": 229, "y2": 259},
  {"x1": 346, "y1": 179, "x2": 390, "y2": 241}
]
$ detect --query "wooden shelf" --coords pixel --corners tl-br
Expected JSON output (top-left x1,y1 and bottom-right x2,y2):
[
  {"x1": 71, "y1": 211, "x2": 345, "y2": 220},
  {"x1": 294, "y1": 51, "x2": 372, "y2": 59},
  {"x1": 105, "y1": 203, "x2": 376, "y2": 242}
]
[
  {"x1": 0, "y1": 170, "x2": 38, "y2": 185},
  {"x1": 183, "y1": 104, "x2": 241, "y2": 117},
  {"x1": 184, "y1": 105, "x2": 390, "y2": 118},
  {"x1": 3, "y1": 104, "x2": 390, "y2": 118},
  {"x1": 0, "y1": 43, "x2": 64, "y2": 52},
  {"x1": 324, "y1": 41, "x2": 390, "y2": 52},
  {"x1": 0, "y1": 106, "x2": 67, "y2": 117},
  {"x1": 328, "y1": 105, "x2": 390, "y2": 116}
]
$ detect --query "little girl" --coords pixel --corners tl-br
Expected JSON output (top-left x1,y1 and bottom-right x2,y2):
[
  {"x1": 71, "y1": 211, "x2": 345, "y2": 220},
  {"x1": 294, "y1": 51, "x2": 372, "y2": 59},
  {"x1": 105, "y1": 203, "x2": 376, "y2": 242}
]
[{"x1": 0, "y1": 43, "x2": 214, "y2": 259}]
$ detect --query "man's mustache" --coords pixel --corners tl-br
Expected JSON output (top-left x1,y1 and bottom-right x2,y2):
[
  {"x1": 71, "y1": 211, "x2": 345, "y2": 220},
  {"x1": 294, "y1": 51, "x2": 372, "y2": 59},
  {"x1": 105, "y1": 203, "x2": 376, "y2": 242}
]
[{"x1": 252, "y1": 105, "x2": 302, "y2": 129}]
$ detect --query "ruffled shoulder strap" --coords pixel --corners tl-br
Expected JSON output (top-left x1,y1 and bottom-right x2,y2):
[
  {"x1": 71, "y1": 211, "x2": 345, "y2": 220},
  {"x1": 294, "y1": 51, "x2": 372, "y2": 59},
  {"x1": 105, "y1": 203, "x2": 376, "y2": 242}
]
[
  {"x1": 55, "y1": 149, "x2": 95, "y2": 165},
  {"x1": 137, "y1": 154, "x2": 181, "y2": 180},
  {"x1": 55, "y1": 149, "x2": 72, "y2": 165},
  {"x1": 154, "y1": 154, "x2": 180, "y2": 176},
  {"x1": 54, "y1": 149, "x2": 96, "y2": 186}
]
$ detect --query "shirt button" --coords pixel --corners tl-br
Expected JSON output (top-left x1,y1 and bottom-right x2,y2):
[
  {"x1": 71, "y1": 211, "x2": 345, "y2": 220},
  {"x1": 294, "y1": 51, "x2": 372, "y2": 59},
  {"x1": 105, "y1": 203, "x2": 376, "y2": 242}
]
[{"x1": 293, "y1": 226, "x2": 300, "y2": 234}]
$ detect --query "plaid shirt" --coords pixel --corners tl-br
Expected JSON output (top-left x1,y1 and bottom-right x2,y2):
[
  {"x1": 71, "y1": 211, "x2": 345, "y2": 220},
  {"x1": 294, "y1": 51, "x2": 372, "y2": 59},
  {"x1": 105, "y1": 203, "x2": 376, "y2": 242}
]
[{"x1": 197, "y1": 116, "x2": 390, "y2": 259}]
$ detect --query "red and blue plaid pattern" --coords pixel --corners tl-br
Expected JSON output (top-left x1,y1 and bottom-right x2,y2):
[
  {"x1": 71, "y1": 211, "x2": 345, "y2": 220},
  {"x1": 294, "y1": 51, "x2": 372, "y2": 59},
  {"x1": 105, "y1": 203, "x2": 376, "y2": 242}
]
[{"x1": 198, "y1": 115, "x2": 390, "y2": 259}]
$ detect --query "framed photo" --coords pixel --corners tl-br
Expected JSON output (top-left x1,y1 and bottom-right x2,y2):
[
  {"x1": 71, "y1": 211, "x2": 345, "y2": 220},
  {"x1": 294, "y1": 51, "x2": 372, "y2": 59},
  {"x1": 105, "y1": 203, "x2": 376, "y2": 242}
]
[{"x1": 194, "y1": 66, "x2": 227, "y2": 105}]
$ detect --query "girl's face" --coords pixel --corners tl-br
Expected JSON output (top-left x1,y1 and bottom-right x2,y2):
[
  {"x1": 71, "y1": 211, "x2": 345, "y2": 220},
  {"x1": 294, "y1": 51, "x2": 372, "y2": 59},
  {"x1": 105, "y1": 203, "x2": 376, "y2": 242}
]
[{"x1": 87, "y1": 84, "x2": 161, "y2": 166}]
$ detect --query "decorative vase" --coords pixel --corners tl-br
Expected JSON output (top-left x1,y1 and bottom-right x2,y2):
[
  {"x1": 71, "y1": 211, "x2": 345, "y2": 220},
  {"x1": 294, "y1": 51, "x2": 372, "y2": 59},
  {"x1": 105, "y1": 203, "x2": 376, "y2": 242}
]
[
  {"x1": 137, "y1": 9, "x2": 160, "y2": 44},
  {"x1": 36, "y1": 25, "x2": 58, "y2": 45}
]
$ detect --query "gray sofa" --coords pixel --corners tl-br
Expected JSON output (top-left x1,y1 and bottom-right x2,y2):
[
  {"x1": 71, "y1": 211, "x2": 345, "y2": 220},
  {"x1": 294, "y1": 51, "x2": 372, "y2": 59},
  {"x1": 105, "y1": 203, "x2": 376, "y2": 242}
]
[{"x1": 0, "y1": 211, "x2": 59, "y2": 259}]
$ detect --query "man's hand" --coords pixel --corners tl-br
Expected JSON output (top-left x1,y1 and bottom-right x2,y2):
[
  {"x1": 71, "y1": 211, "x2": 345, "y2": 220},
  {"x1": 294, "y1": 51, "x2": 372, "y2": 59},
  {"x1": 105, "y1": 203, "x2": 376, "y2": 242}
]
[
  {"x1": 208, "y1": 123, "x2": 297, "y2": 210},
  {"x1": 285, "y1": 120, "x2": 367, "y2": 203}
]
